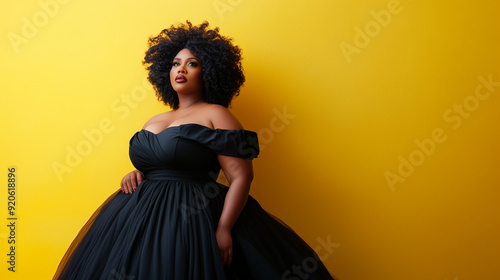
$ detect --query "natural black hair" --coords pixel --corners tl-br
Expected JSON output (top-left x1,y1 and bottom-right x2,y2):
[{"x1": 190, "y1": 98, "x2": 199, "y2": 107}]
[{"x1": 143, "y1": 20, "x2": 245, "y2": 109}]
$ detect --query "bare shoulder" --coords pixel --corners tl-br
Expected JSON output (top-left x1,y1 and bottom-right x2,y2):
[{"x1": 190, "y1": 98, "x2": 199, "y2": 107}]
[
  {"x1": 142, "y1": 111, "x2": 172, "y2": 129},
  {"x1": 203, "y1": 104, "x2": 243, "y2": 130}
]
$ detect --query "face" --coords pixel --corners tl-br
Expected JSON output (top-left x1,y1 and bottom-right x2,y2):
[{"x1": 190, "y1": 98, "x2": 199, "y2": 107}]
[{"x1": 170, "y1": 48, "x2": 203, "y2": 95}]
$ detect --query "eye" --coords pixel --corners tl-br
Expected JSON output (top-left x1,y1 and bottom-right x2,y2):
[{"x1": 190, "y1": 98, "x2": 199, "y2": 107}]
[
  {"x1": 188, "y1": 61, "x2": 199, "y2": 67},
  {"x1": 172, "y1": 61, "x2": 180, "y2": 66}
]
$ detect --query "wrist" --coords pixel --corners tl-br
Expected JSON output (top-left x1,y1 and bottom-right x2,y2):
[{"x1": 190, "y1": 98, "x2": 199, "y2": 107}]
[{"x1": 216, "y1": 223, "x2": 232, "y2": 232}]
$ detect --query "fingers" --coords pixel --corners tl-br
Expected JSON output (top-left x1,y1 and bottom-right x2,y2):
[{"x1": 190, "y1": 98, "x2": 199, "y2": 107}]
[
  {"x1": 220, "y1": 246, "x2": 233, "y2": 266},
  {"x1": 221, "y1": 249, "x2": 227, "y2": 266},
  {"x1": 125, "y1": 179, "x2": 134, "y2": 194},
  {"x1": 121, "y1": 176, "x2": 132, "y2": 194},
  {"x1": 129, "y1": 175, "x2": 137, "y2": 191},
  {"x1": 120, "y1": 170, "x2": 143, "y2": 194},
  {"x1": 120, "y1": 177, "x2": 128, "y2": 194},
  {"x1": 133, "y1": 171, "x2": 144, "y2": 191}
]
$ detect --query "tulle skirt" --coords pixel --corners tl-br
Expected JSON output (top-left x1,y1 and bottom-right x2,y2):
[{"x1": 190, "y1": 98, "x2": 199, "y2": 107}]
[{"x1": 53, "y1": 175, "x2": 335, "y2": 280}]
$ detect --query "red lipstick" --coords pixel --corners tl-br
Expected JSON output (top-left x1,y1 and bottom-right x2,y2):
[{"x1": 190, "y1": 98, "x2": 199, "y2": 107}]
[{"x1": 175, "y1": 74, "x2": 187, "y2": 83}]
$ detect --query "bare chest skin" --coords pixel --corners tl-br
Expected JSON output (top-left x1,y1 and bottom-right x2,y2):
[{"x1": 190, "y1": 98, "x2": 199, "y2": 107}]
[{"x1": 142, "y1": 104, "x2": 214, "y2": 134}]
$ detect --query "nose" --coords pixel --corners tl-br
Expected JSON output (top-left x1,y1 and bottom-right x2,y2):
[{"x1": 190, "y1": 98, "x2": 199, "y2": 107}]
[{"x1": 177, "y1": 65, "x2": 186, "y2": 74}]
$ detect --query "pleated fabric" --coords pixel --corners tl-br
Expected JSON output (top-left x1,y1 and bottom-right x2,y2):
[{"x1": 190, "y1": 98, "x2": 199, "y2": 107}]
[{"x1": 53, "y1": 124, "x2": 336, "y2": 280}]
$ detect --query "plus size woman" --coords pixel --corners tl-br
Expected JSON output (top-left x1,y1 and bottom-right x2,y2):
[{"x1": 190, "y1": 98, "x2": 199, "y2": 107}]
[{"x1": 53, "y1": 21, "x2": 336, "y2": 280}]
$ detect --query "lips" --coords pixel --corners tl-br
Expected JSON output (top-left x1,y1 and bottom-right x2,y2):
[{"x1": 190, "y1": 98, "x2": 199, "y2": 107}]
[{"x1": 175, "y1": 74, "x2": 187, "y2": 83}]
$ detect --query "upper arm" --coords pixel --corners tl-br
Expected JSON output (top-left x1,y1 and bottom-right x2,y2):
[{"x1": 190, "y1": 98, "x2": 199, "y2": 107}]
[
  {"x1": 208, "y1": 105, "x2": 244, "y2": 130},
  {"x1": 217, "y1": 154, "x2": 254, "y2": 186},
  {"x1": 209, "y1": 105, "x2": 253, "y2": 184}
]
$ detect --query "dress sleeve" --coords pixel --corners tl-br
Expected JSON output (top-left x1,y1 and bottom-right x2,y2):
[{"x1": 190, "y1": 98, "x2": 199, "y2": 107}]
[{"x1": 178, "y1": 124, "x2": 260, "y2": 160}]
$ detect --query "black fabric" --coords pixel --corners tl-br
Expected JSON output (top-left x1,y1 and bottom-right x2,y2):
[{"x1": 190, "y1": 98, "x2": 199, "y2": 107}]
[{"x1": 53, "y1": 123, "x2": 335, "y2": 280}]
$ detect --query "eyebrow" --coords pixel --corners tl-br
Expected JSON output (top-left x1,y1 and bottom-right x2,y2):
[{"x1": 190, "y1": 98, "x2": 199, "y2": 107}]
[{"x1": 173, "y1": 57, "x2": 200, "y2": 61}]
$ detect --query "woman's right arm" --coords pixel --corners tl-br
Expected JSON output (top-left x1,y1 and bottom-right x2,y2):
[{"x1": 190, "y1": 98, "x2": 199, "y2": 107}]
[{"x1": 120, "y1": 170, "x2": 144, "y2": 194}]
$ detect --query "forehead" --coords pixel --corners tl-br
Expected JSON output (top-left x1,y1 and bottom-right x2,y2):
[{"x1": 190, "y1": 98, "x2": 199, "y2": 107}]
[{"x1": 174, "y1": 48, "x2": 198, "y2": 59}]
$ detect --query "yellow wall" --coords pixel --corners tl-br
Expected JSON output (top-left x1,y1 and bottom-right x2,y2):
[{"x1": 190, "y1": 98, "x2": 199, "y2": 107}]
[{"x1": 1, "y1": 1, "x2": 499, "y2": 279}]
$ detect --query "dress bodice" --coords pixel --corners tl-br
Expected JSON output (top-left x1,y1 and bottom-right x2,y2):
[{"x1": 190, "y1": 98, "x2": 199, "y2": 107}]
[{"x1": 129, "y1": 123, "x2": 260, "y2": 180}]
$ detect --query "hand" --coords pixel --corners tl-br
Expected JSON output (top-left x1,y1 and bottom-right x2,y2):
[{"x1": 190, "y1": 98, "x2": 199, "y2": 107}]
[
  {"x1": 120, "y1": 170, "x2": 143, "y2": 194},
  {"x1": 215, "y1": 226, "x2": 233, "y2": 266}
]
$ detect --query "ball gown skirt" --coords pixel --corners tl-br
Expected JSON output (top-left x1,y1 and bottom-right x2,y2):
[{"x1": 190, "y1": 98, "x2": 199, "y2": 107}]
[{"x1": 53, "y1": 123, "x2": 336, "y2": 280}]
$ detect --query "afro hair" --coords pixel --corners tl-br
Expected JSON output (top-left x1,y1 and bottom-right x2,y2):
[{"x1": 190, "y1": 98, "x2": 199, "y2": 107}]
[{"x1": 143, "y1": 20, "x2": 245, "y2": 109}]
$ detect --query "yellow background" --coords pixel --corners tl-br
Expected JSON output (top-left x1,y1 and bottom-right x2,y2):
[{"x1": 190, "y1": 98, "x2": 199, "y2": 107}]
[{"x1": 1, "y1": 0, "x2": 499, "y2": 279}]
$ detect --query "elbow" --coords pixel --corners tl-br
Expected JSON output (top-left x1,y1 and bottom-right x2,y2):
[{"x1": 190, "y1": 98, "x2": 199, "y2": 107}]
[{"x1": 243, "y1": 169, "x2": 254, "y2": 185}]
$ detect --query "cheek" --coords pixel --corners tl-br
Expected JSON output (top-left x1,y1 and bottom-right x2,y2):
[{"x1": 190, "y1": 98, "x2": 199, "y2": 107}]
[
  {"x1": 170, "y1": 68, "x2": 180, "y2": 85},
  {"x1": 194, "y1": 69, "x2": 203, "y2": 82}
]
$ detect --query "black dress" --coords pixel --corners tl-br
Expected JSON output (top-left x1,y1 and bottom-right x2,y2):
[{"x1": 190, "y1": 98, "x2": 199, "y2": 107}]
[{"x1": 54, "y1": 123, "x2": 335, "y2": 280}]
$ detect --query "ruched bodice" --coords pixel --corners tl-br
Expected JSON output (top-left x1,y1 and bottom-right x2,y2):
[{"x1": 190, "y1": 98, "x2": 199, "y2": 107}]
[{"x1": 129, "y1": 123, "x2": 259, "y2": 181}]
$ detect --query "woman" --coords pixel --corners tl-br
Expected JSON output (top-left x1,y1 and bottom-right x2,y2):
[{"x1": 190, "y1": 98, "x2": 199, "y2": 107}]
[{"x1": 54, "y1": 21, "x2": 335, "y2": 280}]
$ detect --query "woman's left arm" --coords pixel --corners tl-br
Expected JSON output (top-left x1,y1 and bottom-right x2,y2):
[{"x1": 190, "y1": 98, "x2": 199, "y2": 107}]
[
  {"x1": 216, "y1": 155, "x2": 254, "y2": 266},
  {"x1": 208, "y1": 104, "x2": 255, "y2": 266}
]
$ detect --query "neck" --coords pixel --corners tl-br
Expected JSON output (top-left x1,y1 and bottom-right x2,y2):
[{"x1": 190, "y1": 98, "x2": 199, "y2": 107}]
[{"x1": 177, "y1": 93, "x2": 203, "y2": 110}]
